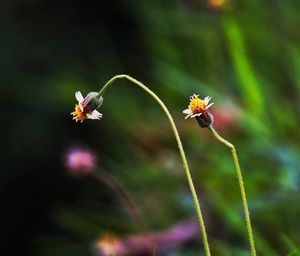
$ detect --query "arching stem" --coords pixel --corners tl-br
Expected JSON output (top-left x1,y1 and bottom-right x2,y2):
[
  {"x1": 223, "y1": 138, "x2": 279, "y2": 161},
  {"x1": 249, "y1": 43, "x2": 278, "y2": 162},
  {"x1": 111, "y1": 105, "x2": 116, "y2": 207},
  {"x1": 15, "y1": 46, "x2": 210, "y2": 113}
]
[
  {"x1": 207, "y1": 125, "x2": 256, "y2": 256},
  {"x1": 98, "y1": 74, "x2": 211, "y2": 256}
]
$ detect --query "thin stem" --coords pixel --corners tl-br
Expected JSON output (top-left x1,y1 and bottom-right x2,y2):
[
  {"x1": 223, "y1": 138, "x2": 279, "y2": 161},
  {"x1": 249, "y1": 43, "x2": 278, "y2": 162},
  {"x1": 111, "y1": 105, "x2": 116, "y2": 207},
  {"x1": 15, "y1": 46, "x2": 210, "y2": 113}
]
[
  {"x1": 92, "y1": 168, "x2": 146, "y2": 232},
  {"x1": 207, "y1": 125, "x2": 257, "y2": 256},
  {"x1": 98, "y1": 74, "x2": 211, "y2": 256}
]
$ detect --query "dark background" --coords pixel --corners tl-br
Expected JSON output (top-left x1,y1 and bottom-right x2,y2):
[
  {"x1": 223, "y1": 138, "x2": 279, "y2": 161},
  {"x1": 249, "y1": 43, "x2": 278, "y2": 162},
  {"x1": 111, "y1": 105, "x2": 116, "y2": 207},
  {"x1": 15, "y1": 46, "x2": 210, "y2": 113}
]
[{"x1": 1, "y1": 0, "x2": 300, "y2": 255}]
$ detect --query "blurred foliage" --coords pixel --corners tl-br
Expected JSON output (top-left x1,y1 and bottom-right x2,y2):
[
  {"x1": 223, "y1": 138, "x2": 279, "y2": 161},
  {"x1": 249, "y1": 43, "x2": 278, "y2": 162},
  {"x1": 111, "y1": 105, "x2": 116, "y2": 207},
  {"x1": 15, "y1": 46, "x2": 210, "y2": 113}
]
[{"x1": 1, "y1": 0, "x2": 300, "y2": 255}]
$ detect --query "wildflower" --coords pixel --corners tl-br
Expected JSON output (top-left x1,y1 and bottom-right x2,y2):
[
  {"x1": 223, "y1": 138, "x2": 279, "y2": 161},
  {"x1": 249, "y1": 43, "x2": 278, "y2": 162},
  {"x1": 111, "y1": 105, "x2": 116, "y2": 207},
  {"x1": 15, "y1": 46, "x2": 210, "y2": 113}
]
[
  {"x1": 94, "y1": 219, "x2": 199, "y2": 256},
  {"x1": 65, "y1": 147, "x2": 96, "y2": 175},
  {"x1": 183, "y1": 94, "x2": 214, "y2": 128},
  {"x1": 71, "y1": 91, "x2": 103, "y2": 122},
  {"x1": 96, "y1": 235, "x2": 125, "y2": 256},
  {"x1": 183, "y1": 94, "x2": 214, "y2": 119}
]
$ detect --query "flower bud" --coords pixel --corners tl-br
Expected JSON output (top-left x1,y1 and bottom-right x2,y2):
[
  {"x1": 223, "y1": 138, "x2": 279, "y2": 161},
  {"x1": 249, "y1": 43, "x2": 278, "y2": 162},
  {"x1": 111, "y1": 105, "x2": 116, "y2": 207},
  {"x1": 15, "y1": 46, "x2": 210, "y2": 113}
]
[
  {"x1": 82, "y1": 92, "x2": 104, "y2": 113},
  {"x1": 195, "y1": 113, "x2": 213, "y2": 128},
  {"x1": 71, "y1": 91, "x2": 103, "y2": 122}
]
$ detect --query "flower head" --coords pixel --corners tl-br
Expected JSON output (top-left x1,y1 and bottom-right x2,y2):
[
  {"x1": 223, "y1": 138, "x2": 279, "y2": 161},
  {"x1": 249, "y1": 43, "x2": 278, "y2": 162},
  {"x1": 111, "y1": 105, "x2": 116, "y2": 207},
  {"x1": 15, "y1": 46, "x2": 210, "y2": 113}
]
[
  {"x1": 71, "y1": 91, "x2": 103, "y2": 122},
  {"x1": 183, "y1": 94, "x2": 214, "y2": 119},
  {"x1": 65, "y1": 147, "x2": 96, "y2": 175},
  {"x1": 183, "y1": 94, "x2": 214, "y2": 128}
]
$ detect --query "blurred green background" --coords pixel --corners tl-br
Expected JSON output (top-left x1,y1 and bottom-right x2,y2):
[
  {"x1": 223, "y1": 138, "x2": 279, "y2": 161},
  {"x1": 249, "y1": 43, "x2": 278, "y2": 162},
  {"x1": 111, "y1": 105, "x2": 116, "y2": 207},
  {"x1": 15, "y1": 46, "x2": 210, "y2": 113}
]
[{"x1": 1, "y1": 0, "x2": 300, "y2": 255}]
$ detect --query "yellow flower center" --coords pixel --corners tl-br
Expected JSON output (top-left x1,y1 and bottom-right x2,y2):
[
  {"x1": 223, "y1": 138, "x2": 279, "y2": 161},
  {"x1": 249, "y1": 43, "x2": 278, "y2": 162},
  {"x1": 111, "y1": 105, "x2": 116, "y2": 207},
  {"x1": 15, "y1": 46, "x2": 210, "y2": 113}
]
[
  {"x1": 71, "y1": 105, "x2": 87, "y2": 122},
  {"x1": 189, "y1": 96, "x2": 206, "y2": 114}
]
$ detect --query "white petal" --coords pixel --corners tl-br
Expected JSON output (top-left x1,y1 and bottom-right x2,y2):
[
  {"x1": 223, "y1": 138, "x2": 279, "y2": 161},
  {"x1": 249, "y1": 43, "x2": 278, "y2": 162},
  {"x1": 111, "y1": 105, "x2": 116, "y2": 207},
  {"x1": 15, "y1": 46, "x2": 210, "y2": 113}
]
[
  {"x1": 183, "y1": 109, "x2": 192, "y2": 115},
  {"x1": 203, "y1": 96, "x2": 211, "y2": 105},
  {"x1": 93, "y1": 110, "x2": 103, "y2": 119},
  {"x1": 87, "y1": 110, "x2": 102, "y2": 120},
  {"x1": 191, "y1": 113, "x2": 202, "y2": 118},
  {"x1": 79, "y1": 104, "x2": 84, "y2": 112},
  {"x1": 205, "y1": 102, "x2": 214, "y2": 109},
  {"x1": 75, "y1": 91, "x2": 84, "y2": 103},
  {"x1": 185, "y1": 114, "x2": 192, "y2": 119},
  {"x1": 203, "y1": 96, "x2": 209, "y2": 104},
  {"x1": 86, "y1": 113, "x2": 93, "y2": 119},
  {"x1": 190, "y1": 93, "x2": 199, "y2": 99}
]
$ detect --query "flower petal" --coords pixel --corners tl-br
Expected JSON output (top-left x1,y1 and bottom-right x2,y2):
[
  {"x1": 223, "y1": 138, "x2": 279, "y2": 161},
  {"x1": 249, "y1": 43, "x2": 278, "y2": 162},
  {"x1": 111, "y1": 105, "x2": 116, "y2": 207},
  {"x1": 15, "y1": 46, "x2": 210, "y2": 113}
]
[
  {"x1": 190, "y1": 93, "x2": 199, "y2": 99},
  {"x1": 92, "y1": 110, "x2": 103, "y2": 119},
  {"x1": 191, "y1": 113, "x2": 202, "y2": 118},
  {"x1": 86, "y1": 110, "x2": 102, "y2": 120},
  {"x1": 205, "y1": 102, "x2": 214, "y2": 110},
  {"x1": 183, "y1": 109, "x2": 192, "y2": 114},
  {"x1": 75, "y1": 91, "x2": 84, "y2": 103},
  {"x1": 86, "y1": 113, "x2": 92, "y2": 119},
  {"x1": 203, "y1": 96, "x2": 211, "y2": 105}
]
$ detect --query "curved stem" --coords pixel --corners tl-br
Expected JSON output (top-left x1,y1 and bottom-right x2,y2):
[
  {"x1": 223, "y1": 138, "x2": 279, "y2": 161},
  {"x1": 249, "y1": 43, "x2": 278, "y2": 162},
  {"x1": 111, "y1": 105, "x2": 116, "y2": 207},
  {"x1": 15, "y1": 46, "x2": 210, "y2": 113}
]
[
  {"x1": 207, "y1": 125, "x2": 257, "y2": 256},
  {"x1": 98, "y1": 74, "x2": 211, "y2": 256},
  {"x1": 92, "y1": 168, "x2": 146, "y2": 232}
]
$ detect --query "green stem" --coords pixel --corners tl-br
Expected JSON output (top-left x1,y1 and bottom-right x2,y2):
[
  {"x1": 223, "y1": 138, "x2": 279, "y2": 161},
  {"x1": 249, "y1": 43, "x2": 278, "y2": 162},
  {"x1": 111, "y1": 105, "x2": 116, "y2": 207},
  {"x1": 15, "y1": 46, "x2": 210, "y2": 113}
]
[
  {"x1": 92, "y1": 168, "x2": 146, "y2": 232},
  {"x1": 98, "y1": 74, "x2": 211, "y2": 256},
  {"x1": 207, "y1": 125, "x2": 257, "y2": 256}
]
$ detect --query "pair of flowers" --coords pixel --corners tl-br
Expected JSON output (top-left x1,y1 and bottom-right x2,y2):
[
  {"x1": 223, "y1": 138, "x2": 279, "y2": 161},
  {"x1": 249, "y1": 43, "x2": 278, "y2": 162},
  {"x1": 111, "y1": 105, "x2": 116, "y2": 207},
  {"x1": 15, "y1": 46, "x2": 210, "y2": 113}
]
[
  {"x1": 70, "y1": 77, "x2": 257, "y2": 256},
  {"x1": 71, "y1": 91, "x2": 214, "y2": 123}
]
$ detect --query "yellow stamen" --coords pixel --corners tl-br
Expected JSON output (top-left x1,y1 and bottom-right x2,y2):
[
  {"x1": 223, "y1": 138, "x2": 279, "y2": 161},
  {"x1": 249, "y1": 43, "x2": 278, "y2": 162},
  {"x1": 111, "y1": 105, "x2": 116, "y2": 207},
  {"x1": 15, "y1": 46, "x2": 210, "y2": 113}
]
[
  {"x1": 71, "y1": 105, "x2": 86, "y2": 122},
  {"x1": 189, "y1": 95, "x2": 206, "y2": 114}
]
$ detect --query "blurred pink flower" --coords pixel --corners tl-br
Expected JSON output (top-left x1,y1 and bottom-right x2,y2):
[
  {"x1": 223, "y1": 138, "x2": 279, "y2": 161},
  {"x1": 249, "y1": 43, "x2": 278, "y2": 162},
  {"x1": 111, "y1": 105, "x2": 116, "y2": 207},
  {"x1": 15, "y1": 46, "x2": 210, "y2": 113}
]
[
  {"x1": 95, "y1": 219, "x2": 199, "y2": 256},
  {"x1": 210, "y1": 103, "x2": 239, "y2": 131},
  {"x1": 96, "y1": 235, "x2": 125, "y2": 256},
  {"x1": 65, "y1": 147, "x2": 96, "y2": 175}
]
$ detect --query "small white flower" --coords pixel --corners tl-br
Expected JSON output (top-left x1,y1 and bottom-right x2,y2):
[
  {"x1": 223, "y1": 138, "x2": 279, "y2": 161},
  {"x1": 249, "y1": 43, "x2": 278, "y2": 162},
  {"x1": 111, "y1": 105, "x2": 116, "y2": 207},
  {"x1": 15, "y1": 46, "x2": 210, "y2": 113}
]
[
  {"x1": 71, "y1": 91, "x2": 103, "y2": 122},
  {"x1": 183, "y1": 94, "x2": 214, "y2": 119}
]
